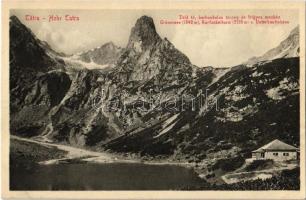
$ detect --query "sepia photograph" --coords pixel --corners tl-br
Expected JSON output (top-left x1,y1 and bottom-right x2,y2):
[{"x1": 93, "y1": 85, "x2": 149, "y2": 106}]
[{"x1": 1, "y1": 1, "x2": 306, "y2": 199}]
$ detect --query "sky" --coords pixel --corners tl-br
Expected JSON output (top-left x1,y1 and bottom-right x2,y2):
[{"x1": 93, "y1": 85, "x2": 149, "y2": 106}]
[{"x1": 11, "y1": 9, "x2": 298, "y2": 67}]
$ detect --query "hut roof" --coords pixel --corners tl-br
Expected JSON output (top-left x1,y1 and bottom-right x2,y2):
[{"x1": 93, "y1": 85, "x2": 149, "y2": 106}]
[{"x1": 252, "y1": 139, "x2": 298, "y2": 152}]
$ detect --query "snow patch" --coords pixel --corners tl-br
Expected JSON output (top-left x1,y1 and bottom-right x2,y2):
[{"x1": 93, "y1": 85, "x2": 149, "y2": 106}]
[
  {"x1": 154, "y1": 114, "x2": 179, "y2": 138},
  {"x1": 61, "y1": 56, "x2": 110, "y2": 70}
]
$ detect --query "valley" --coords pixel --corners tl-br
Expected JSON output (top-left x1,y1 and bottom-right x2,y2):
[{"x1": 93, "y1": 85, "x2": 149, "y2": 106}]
[
  {"x1": 9, "y1": 14, "x2": 300, "y2": 190},
  {"x1": 10, "y1": 135, "x2": 299, "y2": 190}
]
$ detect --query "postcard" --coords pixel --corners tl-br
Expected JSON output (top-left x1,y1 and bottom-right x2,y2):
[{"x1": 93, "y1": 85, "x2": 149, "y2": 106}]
[{"x1": 1, "y1": 0, "x2": 305, "y2": 199}]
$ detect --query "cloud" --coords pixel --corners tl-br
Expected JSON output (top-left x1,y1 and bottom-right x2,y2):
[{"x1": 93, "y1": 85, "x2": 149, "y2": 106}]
[{"x1": 36, "y1": 22, "x2": 94, "y2": 54}]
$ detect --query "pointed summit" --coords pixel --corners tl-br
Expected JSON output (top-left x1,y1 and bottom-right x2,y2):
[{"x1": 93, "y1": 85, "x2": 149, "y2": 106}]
[
  {"x1": 10, "y1": 15, "x2": 30, "y2": 33},
  {"x1": 10, "y1": 15, "x2": 22, "y2": 24},
  {"x1": 127, "y1": 15, "x2": 161, "y2": 52}
]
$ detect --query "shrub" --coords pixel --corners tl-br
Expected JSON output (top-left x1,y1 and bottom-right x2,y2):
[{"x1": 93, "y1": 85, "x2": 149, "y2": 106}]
[
  {"x1": 183, "y1": 167, "x2": 300, "y2": 190},
  {"x1": 212, "y1": 156, "x2": 245, "y2": 172},
  {"x1": 245, "y1": 159, "x2": 273, "y2": 171}
]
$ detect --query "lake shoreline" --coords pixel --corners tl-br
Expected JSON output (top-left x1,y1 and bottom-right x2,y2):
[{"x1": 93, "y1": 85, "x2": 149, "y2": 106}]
[
  {"x1": 10, "y1": 136, "x2": 208, "y2": 190},
  {"x1": 10, "y1": 135, "x2": 205, "y2": 177},
  {"x1": 12, "y1": 135, "x2": 298, "y2": 185},
  {"x1": 10, "y1": 135, "x2": 300, "y2": 190}
]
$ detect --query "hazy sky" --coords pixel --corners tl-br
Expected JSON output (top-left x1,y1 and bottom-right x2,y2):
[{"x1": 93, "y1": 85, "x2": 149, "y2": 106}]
[{"x1": 11, "y1": 9, "x2": 298, "y2": 67}]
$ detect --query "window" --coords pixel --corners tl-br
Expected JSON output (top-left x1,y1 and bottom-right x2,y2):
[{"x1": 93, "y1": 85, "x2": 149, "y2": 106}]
[
  {"x1": 261, "y1": 153, "x2": 264, "y2": 157},
  {"x1": 273, "y1": 152, "x2": 278, "y2": 156},
  {"x1": 283, "y1": 153, "x2": 289, "y2": 156}
]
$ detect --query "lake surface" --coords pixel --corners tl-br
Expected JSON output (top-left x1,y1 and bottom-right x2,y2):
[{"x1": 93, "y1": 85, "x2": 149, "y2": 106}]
[{"x1": 10, "y1": 162, "x2": 204, "y2": 190}]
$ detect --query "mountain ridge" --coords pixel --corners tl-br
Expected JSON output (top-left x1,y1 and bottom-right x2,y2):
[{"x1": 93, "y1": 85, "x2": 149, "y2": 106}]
[
  {"x1": 245, "y1": 25, "x2": 299, "y2": 66},
  {"x1": 73, "y1": 42, "x2": 123, "y2": 67},
  {"x1": 9, "y1": 15, "x2": 300, "y2": 179}
]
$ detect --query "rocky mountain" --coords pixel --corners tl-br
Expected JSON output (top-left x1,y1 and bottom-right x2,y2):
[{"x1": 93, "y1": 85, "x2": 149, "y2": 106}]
[
  {"x1": 40, "y1": 15, "x2": 206, "y2": 146},
  {"x1": 245, "y1": 26, "x2": 299, "y2": 66},
  {"x1": 10, "y1": 15, "x2": 300, "y2": 176},
  {"x1": 59, "y1": 44, "x2": 122, "y2": 72},
  {"x1": 10, "y1": 16, "x2": 65, "y2": 72},
  {"x1": 10, "y1": 15, "x2": 71, "y2": 137},
  {"x1": 77, "y1": 42, "x2": 122, "y2": 65},
  {"x1": 114, "y1": 16, "x2": 195, "y2": 82},
  {"x1": 105, "y1": 57, "x2": 299, "y2": 160}
]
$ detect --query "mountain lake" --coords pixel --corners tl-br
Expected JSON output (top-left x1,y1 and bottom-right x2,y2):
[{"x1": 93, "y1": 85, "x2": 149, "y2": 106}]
[{"x1": 10, "y1": 162, "x2": 204, "y2": 190}]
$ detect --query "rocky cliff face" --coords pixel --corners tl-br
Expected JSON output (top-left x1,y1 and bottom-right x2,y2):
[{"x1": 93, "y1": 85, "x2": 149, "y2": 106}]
[
  {"x1": 74, "y1": 42, "x2": 123, "y2": 66},
  {"x1": 10, "y1": 15, "x2": 300, "y2": 168},
  {"x1": 10, "y1": 16, "x2": 71, "y2": 137},
  {"x1": 115, "y1": 15, "x2": 193, "y2": 83},
  {"x1": 60, "y1": 42, "x2": 122, "y2": 71},
  {"x1": 10, "y1": 16, "x2": 64, "y2": 72},
  {"x1": 127, "y1": 16, "x2": 161, "y2": 51},
  {"x1": 46, "y1": 15, "x2": 204, "y2": 146}
]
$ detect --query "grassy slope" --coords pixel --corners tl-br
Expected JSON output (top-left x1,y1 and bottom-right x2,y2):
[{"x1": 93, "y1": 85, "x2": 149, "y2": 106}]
[
  {"x1": 184, "y1": 167, "x2": 300, "y2": 190},
  {"x1": 10, "y1": 138, "x2": 67, "y2": 168},
  {"x1": 104, "y1": 58, "x2": 299, "y2": 163}
]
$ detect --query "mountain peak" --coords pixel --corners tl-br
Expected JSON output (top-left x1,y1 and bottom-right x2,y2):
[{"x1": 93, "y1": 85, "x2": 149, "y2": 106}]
[
  {"x1": 103, "y1": 41, "x2": 115, "y2": 47},
  {"x1": 245, "y1": 25, "x2": 299, "y2": 66},
  {"x1": 73, "y1": 41, "x2": 123, "y2": 66},
  {"x1": 10, "y1": 15, "x2": 26, "y2": 31},
  {"x1": 10, "y1": 15, "x2": 22, "y2": 24},
  {"x1": 290, "y1": 25, "x2": 299, "y2": 35},
  {"x1": 127, "y1": 15, "x2": 161, "y2": 52},
  {"x1": 135, "y1": 15, "x2": 155, "y2": 28},
  {"x1": 101, "y1": 41, "x2": 121, "y2": 51},
  {"x1": 10, "y1": 15, "x2": 64, "y2": 71}
]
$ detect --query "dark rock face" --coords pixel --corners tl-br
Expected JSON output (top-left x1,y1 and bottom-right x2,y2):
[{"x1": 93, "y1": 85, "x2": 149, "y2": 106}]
[
  {"x1": 9, "y1": 15, "x2": 71, "y2": 138},
  {"x1": 24, "y1": 71, "x2": 72, "y2": 107},
  {"x1": 9, "y1": 15, "x2": 300, "y2": 166},
  {"x1": 10, "y1": 70, "x2": 71, "y2": 137},
  {"x1": 9, "y1": 15, "x2": 67, "y2": 109},
  {"x1": 9, "y1": 16, "x2": 64, "y2": 71},
  {"x1": 127, "y1": 16, "x2": 161, "y2": 51},
  {"x1": 116, "y1": 16, "x2": 192, "y2": 84}
]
